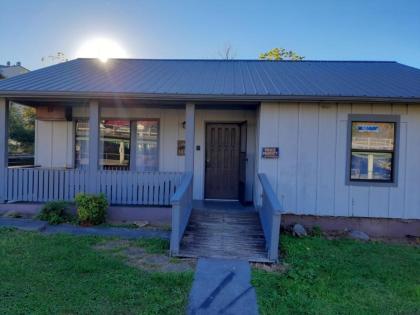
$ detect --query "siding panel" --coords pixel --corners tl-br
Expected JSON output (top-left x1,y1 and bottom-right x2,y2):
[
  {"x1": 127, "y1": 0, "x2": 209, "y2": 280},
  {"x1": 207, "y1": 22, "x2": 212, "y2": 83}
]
[
  {"x1": 276, "y1": 104, "x2": 299, "y2": 211},
  {"x1": 258, "y1": 102, "x2": 420, "y2": 219},
  {"x1": 296, "y1": 104, "x2": 318, "y2": 215},
  {"x1": 316, "y1": 104, "x2": 337, "y2": 215}
]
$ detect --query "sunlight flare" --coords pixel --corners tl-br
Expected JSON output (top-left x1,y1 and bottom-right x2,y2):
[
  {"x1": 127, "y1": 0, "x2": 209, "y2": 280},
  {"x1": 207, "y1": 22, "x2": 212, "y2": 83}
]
[{"x1": 76, "y1": 37, "x2": 128, "y2": 62}]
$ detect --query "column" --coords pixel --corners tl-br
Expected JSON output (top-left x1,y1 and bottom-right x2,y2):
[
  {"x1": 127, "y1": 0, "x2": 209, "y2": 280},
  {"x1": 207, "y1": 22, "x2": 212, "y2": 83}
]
[
  {"x1": 185, "y1": 103, "x2": 195, "y2": 173},
  {"x1": 0, "y1": 98, "x2": 8, "y2": 203},
  {"x1": 88, "y1": 100, "x2": 100, "y2": 193},
  {"x1": 129, "y1": 120, "x2": 137, "y2": 171}
]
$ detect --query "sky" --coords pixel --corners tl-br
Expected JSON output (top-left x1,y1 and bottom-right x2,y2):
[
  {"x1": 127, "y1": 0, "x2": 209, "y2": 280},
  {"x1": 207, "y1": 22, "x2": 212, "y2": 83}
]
[{"x1": 0, "y1": 0, "x2": 419, "y2": 70}]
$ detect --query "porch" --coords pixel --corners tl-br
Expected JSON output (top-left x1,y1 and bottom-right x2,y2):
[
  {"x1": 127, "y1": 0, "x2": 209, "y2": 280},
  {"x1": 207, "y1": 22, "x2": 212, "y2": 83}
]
[{"x1": 0, "y1": 98, "x2": 282, "y2": 261}]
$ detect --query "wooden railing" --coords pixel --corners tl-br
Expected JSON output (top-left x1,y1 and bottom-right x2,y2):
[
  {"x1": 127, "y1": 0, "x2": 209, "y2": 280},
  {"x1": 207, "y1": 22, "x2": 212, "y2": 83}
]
[
  {"x1": 258, "y1": 173, "x2": 282, "y2": 261},
  {"x1": 98, "y1": 170, "x2": 182, "y2": 205},
  {"x1": 4, "y1": 167, "x2": 183, "y2": 206},
  {"x1": 5, "y1": 168, "x2": 88, "y2": 202},
  {"x1": 170, "y1": 172, "x2": 193, "y2": 256}
]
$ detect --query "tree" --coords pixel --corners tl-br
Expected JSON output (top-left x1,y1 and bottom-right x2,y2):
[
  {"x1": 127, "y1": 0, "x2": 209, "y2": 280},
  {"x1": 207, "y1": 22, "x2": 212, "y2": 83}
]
[
  {"x1": 8, "y1": 103, "x2": 35, "y2": 154},
  {"x1": 218, "y1": 43, "x2": 236, "y2": 60},
  {"x1": 259, "y1": 47, "x2": 304, "y2": 61}
]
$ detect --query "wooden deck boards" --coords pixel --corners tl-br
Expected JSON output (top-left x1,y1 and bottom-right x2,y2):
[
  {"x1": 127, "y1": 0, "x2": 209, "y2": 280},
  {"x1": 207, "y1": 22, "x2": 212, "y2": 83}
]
[{"x1": 179, "y1": 209, "x2": 269, "y2": 262}]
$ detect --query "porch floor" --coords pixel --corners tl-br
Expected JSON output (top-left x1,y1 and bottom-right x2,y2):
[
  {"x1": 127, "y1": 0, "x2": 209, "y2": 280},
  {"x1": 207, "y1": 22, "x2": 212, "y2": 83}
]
[{"x1": 179, "y1": 202, "x2": 270, "y2": 262}]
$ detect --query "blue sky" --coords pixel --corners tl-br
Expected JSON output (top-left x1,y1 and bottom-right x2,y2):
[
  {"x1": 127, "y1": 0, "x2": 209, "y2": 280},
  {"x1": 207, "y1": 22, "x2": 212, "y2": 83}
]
[{"x1": 1, "y1": 0, "x2": 419, "y2": 70}]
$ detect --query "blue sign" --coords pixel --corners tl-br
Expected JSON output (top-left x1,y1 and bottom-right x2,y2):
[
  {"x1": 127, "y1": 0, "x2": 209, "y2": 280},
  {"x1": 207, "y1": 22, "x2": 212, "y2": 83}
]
[{"x1": 357, "y1": 125, "x2": 379, "y2": 132}]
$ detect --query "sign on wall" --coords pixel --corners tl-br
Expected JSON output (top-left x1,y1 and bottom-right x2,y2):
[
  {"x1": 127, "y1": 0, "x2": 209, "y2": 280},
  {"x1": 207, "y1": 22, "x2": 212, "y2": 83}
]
[
  {"x1": 177, "y1": 140, "x2": 185, "y2": 156},
  {"x1": 262, "y1": 147, "x2": 279, "y2": 159}
]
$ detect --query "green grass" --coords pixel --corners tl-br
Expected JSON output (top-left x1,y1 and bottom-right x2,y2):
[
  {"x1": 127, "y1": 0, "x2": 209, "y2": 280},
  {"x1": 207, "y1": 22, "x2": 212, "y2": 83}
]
[
  {"x1": 0, "y1": 228, "x2": 193, "y2": 315},
  {"x1": 253, "y1": 235, "x2": 420, "y2": 315}
]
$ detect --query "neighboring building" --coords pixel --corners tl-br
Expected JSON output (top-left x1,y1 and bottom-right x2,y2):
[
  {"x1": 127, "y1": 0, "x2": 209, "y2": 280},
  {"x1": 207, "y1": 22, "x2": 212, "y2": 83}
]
[
  {"x1": 0, "y1": 62, "x2": 29, "y2": 79},
  {"x1": 0, "y1": 59, "x2": 419, "y2": 259}
]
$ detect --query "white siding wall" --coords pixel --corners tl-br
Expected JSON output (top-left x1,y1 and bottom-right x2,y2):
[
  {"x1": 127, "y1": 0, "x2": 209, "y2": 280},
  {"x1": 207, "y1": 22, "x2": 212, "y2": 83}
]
[
  {"x1": 35, "y1": 106, "x2": 256, "y2": 202},
  {"x1": 257, "y1": 102, "x2": 420, "y2": 219},
  {"x1": 34, "y1": 120, "x2": 73, "y2": 168}
]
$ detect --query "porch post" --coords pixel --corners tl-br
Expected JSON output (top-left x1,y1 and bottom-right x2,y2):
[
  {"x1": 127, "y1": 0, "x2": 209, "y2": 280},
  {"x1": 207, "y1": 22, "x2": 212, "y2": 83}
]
[
  {"x1": 88, "y1": 100, "x2": 100, "y2": 193},
  {"x1": 129, "y1": 121, "x2": 137, "y2": 171},
  {"x1": 185, "y1": 103, "x2": 195, "y2": 173},
  {"x1": 0, "y1": 98, "x2": 8, "y2": 203}
]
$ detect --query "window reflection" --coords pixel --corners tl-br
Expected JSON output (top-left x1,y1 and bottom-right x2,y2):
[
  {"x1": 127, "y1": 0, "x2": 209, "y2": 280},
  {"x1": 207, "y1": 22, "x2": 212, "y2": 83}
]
[
  {"x1": 75, "y1": 120, "x2": 89, "y2": 169},
  {"x1": 75, "y1": 119, "x2": 159, "y2": 172},
  {"x1": 137, "y1": 120, "x2": 159, "y2": 172},
  {"x1": 100, "y1": 120, "x2": 130, "y2": 170},
  {"x1": 350, "y1": 121, "x2": 396, "y2": 182}
]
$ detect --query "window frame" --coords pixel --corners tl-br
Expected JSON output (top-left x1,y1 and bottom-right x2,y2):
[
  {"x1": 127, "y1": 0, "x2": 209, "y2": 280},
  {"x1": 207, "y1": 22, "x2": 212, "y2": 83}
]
[
  {"x1": 73, "y1": 117, "x2": 160, "y2": 172},
  {"x1": 346, "y1": 114, "x2": 400, "y2": 187}
]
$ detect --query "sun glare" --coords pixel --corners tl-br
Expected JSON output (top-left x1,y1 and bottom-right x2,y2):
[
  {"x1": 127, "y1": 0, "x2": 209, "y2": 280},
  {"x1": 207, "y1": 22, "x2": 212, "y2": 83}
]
[{"x1": 76, "y1": 38, "x2": 128, "y2": 62}]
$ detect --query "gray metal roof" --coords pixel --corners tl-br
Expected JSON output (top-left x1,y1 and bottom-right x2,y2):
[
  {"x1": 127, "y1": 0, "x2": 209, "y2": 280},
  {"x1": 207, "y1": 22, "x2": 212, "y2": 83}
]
[{"x1": 0, "y1": 58, "x2": 420, "y2": 102}]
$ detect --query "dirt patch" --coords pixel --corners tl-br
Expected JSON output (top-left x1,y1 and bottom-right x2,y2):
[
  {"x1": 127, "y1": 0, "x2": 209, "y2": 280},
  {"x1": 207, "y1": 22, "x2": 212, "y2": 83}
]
[
  {"x1": 252, "y1": 262, "x2": 289, "y2": 273},
  {"x1": 93, "y1": 239, "x2": 131, "y2": 251},
  {"x1": 1, "y1": 210, "x2": 35, "y2": 219},
  {"x1": 94, "y1": 240, "x2": 196, "y2": 272}
]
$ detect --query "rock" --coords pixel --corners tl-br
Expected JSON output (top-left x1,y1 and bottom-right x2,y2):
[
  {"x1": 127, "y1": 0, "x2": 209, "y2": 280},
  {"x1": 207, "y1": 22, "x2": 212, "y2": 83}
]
[
  {"x1": 134, "y1": 220, "x2": 149, "y2": 228},
  {"x1": 348, "y1": 230, "x2": 370, "y2": 241},
  {"x1": 4, "y1": 211, "x2": 22, "y2": 218},
  {"x1": 292, "y1": 224, "x2": 307, "y2": 237}
]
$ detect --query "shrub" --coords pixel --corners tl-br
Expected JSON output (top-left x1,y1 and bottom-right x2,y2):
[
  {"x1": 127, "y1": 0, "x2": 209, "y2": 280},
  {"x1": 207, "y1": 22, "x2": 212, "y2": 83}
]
[
  {"x1": 311, "y1": 225, "x2": 323, "y2": 237},
  {"x1": 37, "y1": 201, "x2": 70, "y2": 225},
  {"x1": 75, "y1": 193, "x2": 108, "y2": 225}
]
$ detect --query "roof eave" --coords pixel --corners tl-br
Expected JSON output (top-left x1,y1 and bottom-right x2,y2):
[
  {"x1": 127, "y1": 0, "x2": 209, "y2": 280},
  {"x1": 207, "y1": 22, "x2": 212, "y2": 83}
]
[{"x1": 0, "y1": 91, "x2": 420, "y2": 104}]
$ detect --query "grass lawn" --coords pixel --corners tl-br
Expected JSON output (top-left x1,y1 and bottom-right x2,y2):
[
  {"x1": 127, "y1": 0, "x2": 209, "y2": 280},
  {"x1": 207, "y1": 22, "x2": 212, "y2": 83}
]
[
  {"x1": 253, "y1": 235, "x2": 420, "y2": 315},
  {"x1": 0, "y1": 228, "x2": 193, "y2": 315}
]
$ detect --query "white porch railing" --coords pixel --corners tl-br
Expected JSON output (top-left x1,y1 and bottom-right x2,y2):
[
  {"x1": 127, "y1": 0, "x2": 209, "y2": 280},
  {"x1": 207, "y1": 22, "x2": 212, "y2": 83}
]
[
  {"x1": 97, "y1": 170, "x2": 182, "y2": 206},
  {"x1": 4, "y1": 167, "x2": 183, "y2": 206}
]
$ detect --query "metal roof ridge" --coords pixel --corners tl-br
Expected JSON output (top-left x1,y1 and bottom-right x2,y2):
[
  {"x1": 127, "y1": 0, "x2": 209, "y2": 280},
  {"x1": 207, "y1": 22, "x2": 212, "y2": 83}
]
[{"x1": 75, "y1": 58, "x2": 398, "y2": 63}]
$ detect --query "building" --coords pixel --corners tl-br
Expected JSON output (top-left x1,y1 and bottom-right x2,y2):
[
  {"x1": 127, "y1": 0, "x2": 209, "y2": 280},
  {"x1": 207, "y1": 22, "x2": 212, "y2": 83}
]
[
  {"x1": 0, "y1": 62, "x2": 29, "y2": 79},
  {"x1": 0, "y1": 58, "x2": 419, "y2": 260}
]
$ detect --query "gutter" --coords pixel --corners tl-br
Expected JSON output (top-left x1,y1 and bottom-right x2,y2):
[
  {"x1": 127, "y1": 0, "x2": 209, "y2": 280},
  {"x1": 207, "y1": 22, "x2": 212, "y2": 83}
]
[{"x1": 1, "y1": 91, "x2": 420, "y2": 104}]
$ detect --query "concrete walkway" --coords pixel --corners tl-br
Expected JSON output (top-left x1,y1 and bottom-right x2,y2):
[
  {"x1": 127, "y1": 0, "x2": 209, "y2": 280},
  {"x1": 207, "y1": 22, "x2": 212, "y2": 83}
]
[
  {"x1": 0, "y1": 218, "x2": 169, "y2": 239},
  {"x1": 188, "y1": 258, "x2": 259, "y2": 315}
]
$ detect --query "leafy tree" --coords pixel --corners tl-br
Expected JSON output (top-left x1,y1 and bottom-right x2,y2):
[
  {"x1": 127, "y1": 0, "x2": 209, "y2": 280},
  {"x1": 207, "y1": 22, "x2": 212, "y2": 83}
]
[
  {"x1": 259, "y1": 48, "x2": 304, "y2": 61},
  {"x1": 8, "y1": 103, "x2": 35, "y2": 154}
]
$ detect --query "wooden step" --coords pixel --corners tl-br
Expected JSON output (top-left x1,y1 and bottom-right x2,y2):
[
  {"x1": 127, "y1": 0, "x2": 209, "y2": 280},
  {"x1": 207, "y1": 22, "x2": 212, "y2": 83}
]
[{"x1": 178, "y1": 209, "x2": 269, "y2": 262}]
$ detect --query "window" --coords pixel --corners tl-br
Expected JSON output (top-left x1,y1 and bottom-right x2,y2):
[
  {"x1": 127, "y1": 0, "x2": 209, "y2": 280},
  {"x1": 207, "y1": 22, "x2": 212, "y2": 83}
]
[
  {"x1": 348, "y1": 115, "x2": 398, "y2": 184},
  {"x1": 100, "y1": 120, "x2": 130, "y2": 170},
  {"x1": 75, "y1": 120, "x2": 89, "y2": 169},
  {"x1": 75, "y1": 119, "x2": 159, "y2": 171},
  {"x1": 136, "y1": 120, "x2": 159, "y2": 171}
]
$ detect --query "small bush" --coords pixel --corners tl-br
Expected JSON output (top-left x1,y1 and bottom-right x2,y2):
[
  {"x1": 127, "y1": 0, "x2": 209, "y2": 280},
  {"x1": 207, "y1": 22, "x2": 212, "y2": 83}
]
[
  {"x1": 37, "y1": 201, "x2": 70, "y2": 225},
  {"x1": 75, "y1": 193, "x2": 108, "y2": 225},
  {"x1": 311, "y1": 225, "x2": 323, "y2": 237}
]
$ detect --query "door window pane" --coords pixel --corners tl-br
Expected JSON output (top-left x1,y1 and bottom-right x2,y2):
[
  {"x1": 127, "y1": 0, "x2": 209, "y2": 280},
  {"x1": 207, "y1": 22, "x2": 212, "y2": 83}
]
[
  {"x1": 136, "y1": 120, "x2": 159, "y2": 171},
  {"x1": 75, "y1": 120, "x2": 89, "y2": 169},
  {"x1": 100, "y1": 120, "x2": 130, "y2": 170}
]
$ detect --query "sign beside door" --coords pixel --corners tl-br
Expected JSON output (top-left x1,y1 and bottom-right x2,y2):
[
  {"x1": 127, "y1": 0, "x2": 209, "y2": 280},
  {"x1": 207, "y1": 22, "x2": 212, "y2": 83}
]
[{"x1": 262, "y1": 147, "x2": 279, "y2": 159}]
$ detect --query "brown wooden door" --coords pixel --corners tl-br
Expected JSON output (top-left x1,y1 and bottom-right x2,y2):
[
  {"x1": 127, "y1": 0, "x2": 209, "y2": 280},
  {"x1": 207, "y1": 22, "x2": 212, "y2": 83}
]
[{"x1": 205, "y1": 123, "x2": 241, "y2": 199}]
